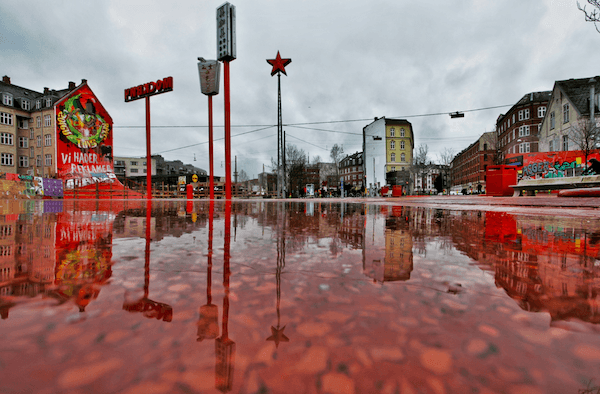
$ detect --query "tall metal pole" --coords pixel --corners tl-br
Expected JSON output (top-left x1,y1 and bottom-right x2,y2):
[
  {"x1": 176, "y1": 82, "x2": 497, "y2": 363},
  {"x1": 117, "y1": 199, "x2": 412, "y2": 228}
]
[
  {"x1": 224, "y1": 61, "x2": 232, "y2": 200},
  {"x1": 283, "y1": 130, "x2": 286, "y2": 197},
  {"x1": 208, "y1": 95, "x2": 215, "y2": 200},
  {"x1": 277, "y1": 72, "x2": 282, "y2": 198},
  {"x1": 145, "y1": 96, "x2": 152, "y2": 199}
]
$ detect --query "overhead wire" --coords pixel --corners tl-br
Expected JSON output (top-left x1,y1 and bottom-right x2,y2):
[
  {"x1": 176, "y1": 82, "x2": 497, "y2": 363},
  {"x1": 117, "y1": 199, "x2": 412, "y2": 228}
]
[{"x1": 131, "y1": 103, "x2": 513, "y2": 155}]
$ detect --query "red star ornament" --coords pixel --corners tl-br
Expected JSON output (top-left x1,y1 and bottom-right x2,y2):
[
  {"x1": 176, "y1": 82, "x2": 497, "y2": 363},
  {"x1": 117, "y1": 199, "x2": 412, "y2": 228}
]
[
  {"x1": 267, "y1": 51, "x2": 292, "y2": 76},
  {"x1": 266, "y1": 325, "x2": 289, "y2": 347}
]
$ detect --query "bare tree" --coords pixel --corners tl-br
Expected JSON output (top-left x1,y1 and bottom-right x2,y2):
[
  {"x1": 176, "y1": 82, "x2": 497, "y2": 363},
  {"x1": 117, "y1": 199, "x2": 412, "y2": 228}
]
[
  {"x1": 578, "y1": 0, "x2": 600, "y2": 32},
  {"x1": 437, "y1": 147, "x2": 455, "y2": 166},
  {"x1": 312, "y1": 155, "x2": 322, "y2": 164},
  {"x1": 330, "y1": 144, "x2": 344, "y2": 181},
  {"x1": 238, "y1": 169, "x2": 249, "y2": 182},
  {"x1": 286, "y1": 144, "x2": 308, "y2": 195},
  {"x1": 414, "y1": 144, "x2": 429, "y2": 166},
  {"x1": 569, "y1": 119, "x2": 599, "y2": 173}
]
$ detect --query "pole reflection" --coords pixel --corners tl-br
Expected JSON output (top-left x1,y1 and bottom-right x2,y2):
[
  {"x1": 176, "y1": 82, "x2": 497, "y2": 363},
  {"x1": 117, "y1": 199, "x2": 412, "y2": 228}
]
[
  {"x1": 266, "y1": 201, "x2": 289, "y2": 348},
  {"x1": 215, "y1": 200, "x2": 235, "y2": 393},
  {"x1": 122, "y1": 200, "x2": 173, "y2": 322},
  {"x1": 197, "y1": 199, "x2": 218, "y2": 341}
]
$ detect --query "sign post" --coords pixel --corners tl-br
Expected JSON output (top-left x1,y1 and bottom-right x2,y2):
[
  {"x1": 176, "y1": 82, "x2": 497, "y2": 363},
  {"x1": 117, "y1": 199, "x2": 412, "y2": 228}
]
[
  {"x1": 198, "y1": 59, "x2": 220, "y2": 200},
  {"x1": 217, "y1": 2, "x2": 236, "y2": 199},
  {"x1": 124, "y1": 77, "x2": 173, "y2": 199}
]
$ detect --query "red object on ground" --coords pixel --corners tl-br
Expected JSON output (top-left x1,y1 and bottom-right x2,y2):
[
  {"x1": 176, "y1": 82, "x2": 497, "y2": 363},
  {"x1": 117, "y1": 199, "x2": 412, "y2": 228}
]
[
  {"x1": 558, "y1": 187, "x2": 600, "y2": 197},
  {"x1": 186, "y1": 184, "x2": 193, "y2": 199},
  {"x1": 392, "y1": 185, "x2": 403, "y2": 197},
  {"x1": 486, "y1": 165, "x2": 518, "y2": 196},
  {"x1": 381, "y1": 186, "x2": 390, "y2": 196},
  {"x1": 63, "y1": 179, "x2": 144, "y2": 199}
]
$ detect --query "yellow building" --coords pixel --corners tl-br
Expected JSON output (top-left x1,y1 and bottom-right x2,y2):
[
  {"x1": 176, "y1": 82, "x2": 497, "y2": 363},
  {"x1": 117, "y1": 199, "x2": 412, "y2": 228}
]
[{"x1": 385, "y1": 119, "x2": 414, "y2": 173}]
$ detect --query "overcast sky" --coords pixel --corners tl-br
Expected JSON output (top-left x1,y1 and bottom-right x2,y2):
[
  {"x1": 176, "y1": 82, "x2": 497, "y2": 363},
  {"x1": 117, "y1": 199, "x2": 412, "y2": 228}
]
[{"x1": 2, "y1": 0, "x2": 600, "y2": 178}]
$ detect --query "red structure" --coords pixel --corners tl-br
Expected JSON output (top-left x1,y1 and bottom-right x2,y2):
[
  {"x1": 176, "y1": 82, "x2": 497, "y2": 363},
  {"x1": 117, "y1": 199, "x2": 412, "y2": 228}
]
[
  {"x1": 124, "y1": 77, "x2": 173, "y2": 199},
  {"x1": 485, "y1": 165, "x2": 518, "y2": 196}
]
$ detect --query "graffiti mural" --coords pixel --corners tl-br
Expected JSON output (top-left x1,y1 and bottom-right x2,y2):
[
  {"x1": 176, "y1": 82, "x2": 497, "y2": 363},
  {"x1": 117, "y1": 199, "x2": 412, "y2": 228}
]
[
  {"x1": 506, "y1": 151, "x2": 600, "y2": 179},
  {"x1": 55, "y1": 83, "x2": 114, "y2": 182}
]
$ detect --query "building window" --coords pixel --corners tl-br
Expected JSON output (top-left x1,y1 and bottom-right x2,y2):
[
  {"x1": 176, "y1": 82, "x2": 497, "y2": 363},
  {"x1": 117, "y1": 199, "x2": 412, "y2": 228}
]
[
  {"x1": 401, "y1": 153, "x2": 406, "y2": 162},
  {"x1": 518, "y1": 143, "x2": 530, "y2": 153},
  {"x1": 0, "y1": 112, "x2": 13, "y2": 126},
  {"x1": 21, "y1": 99, "x2": 30, "y2": 111},
  {"x1": 29, "y1": 128, "x2": 34, "y2": 139},
  {"x1": 538, "y1": 106, "x2": 546, "y2": 118},
  {"x1": 2, "y1": 94, "x2": 12, "y2": 106},
  {"x1": 518, "y1": 125, "x2": 530, "y2": 137},
  {"x1": 400, "y1": 140, "x2": 405, "y2": 150},
  {"x1": 550, "y1": 112, "x2": 555, "y2": 129},
  {"x1": 131, "y1": 168, "x2": 139, "y2": 173},
  {"x1": 44, "y1": 154, "x2": 52, "y2": 166},
  {"x1": 36, "y1": 135, "x2": 41, "y2": 147},
  {"x1": 44, "y1": 134, "x2": 51, "y2": 146},
  {"x1": 390, "y1": 127, "x2": 395, "y2": 137},
  {"x1": 563, "y1": 103, "x2": 569, "y2": 123},
  {"x1": 18, "y1": 119, "x2": 28, "y2": 129},
  {"x1": 36, "y1": 155, "x2": 41, "y2": 167},
  {"x1": 390, "y1": 140, "x2": 395, "y2": 149},
  {"x1": 30, "y1": 147, "x2": 34, "y2": 157},
  {"x1": 549, "y1": 140, "x2": 554, "y2": 152},
  {"x1": 562, "y1": 135, "x2": 569, "y2": 151},
  {"x1": 390, "y1": 153, "x2": 395, "y2": 162},
  {"x1": 45, "y1": 98, "x2": 51, "y2": 107},
  {"x1": 391, "y1": 166, "x2": 396, "y2": 171},
  {"x1": 18, "y1": 137, "x2": 28, "y2": 148},
  {"x1": 0, "y1": 133, "x2": 13, "y2": 145},
  {"x1": 19, "y1": 156, "x2": 29, "y2": 168},
  {"x1": 1, "y1": 153, "x2": 13, "y2": 166},
  {"x1": 131, "y1": 161, "x2": 138, "y2": 166},
  {"x1": 36, "y1": 116, "x2": 41, "y2": 128},
  {"x1": 400, "y1": 128, "x2": 405, "y2": 137},
  {"x1": 36, "y1": 100, "x2": 41, "y2": 110},
  {"x1": 44, "y1": 114, "x2": 51, "y2": 127}
]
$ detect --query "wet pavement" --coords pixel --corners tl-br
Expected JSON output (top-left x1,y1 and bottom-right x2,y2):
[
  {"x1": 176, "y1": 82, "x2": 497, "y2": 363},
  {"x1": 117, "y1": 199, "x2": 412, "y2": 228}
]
[{"x1": 1, "y1": 197, "x2": 600, "y2": 393}]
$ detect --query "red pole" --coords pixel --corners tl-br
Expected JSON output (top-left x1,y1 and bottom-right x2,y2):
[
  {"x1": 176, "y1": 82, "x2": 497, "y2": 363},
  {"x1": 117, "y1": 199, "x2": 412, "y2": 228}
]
[
  {"x1": 224, "y1": 60, "x2": 232, "y2": 200},
  {"x1": 208, "y1": 95, "x2": 215, "y2": 200},
  {"x1": 145, "y1": 96, "x2": 152, "y2": 199}
]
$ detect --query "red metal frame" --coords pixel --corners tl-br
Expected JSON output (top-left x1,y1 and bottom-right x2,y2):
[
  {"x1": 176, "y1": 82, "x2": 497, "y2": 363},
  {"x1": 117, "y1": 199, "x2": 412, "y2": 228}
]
[
  {"x1": 145, "y1": 96, "x2": 152, "y2": 199},
  {"x1": 224, "y1": 61, "x2": 232, "y2": 199}
]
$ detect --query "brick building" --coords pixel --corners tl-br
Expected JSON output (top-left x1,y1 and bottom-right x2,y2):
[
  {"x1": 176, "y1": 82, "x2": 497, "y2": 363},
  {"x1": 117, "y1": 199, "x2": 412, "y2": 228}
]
[
  {"x1": 496, "y1": 91, "x2": 551, "y2": 163},
  {"x1": 0, "y1": 75, "x2": 79, "y2": 177},
  {"x1": 450, "y1": 132, "x2": 496, "y2": 194}
]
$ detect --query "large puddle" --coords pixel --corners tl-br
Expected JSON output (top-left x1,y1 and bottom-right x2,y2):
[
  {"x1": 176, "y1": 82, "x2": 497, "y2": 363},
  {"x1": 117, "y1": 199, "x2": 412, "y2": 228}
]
[{"x1": 1, "y1": 199, "x2": 600, "y2": 393}]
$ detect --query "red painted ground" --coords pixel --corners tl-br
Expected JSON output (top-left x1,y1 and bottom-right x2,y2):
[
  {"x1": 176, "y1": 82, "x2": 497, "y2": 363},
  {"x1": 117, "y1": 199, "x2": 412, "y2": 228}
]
[{"x1": 0, "y1": 198, "x2": 599, "y2": 393}]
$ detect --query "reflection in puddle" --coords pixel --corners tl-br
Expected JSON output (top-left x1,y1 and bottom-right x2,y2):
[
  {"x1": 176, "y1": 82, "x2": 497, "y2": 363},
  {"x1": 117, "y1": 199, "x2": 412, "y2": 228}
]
[{"x1": 1, "y1": 200, "x2": 600, "y2": 393}]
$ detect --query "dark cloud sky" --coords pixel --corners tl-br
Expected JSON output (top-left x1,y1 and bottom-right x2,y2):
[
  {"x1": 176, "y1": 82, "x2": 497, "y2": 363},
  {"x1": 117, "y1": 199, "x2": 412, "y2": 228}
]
[{"x1": 1, "y1": 0, "x2": 599, "y2": 178}]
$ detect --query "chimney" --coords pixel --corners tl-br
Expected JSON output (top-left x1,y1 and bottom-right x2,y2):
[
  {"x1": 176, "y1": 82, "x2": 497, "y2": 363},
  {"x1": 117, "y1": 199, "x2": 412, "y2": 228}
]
[
  {"x1": 68, "y1": 81, "x2": 76, "y2": 90},
  {"x1": 43, "y1": 87, "x2": 49, "y2": 94},
  {"x1": 2, "y1": 76, "x2": 10, "y2": 84},
  {"x1": 81, "y1": 79, "x2": 87, "y2": 84}
]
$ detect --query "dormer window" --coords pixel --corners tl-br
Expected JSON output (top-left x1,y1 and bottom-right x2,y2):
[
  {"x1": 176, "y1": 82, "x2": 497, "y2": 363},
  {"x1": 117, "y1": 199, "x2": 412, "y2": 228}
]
[
  {"x1": 2, "y1": 93, "x2": 12, "y2": 106},
  {"x1": 21, "y1": 99, "x2": 30, "y2": 111},
  {"x1": 36, "y1": 100, "x2": 41, "y2": 110},
  {"x1": 45, "y1": 98, "x2": 52, "y2": 107}
]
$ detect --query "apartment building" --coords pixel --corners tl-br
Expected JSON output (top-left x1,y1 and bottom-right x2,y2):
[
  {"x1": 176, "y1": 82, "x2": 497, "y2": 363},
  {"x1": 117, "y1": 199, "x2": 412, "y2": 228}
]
[{"x1": 0, "y1": 75, "x2": 77, "y2": 177}]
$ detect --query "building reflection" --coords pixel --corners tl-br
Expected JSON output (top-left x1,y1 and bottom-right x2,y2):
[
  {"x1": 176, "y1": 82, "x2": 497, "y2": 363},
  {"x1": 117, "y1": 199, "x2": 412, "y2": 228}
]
[
  {"x1": 452, "y1": 211, "x2": 600, "y2": 324},
  {"x1": 363, "y1": 205, "x2": 413, "y2": 283}
]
